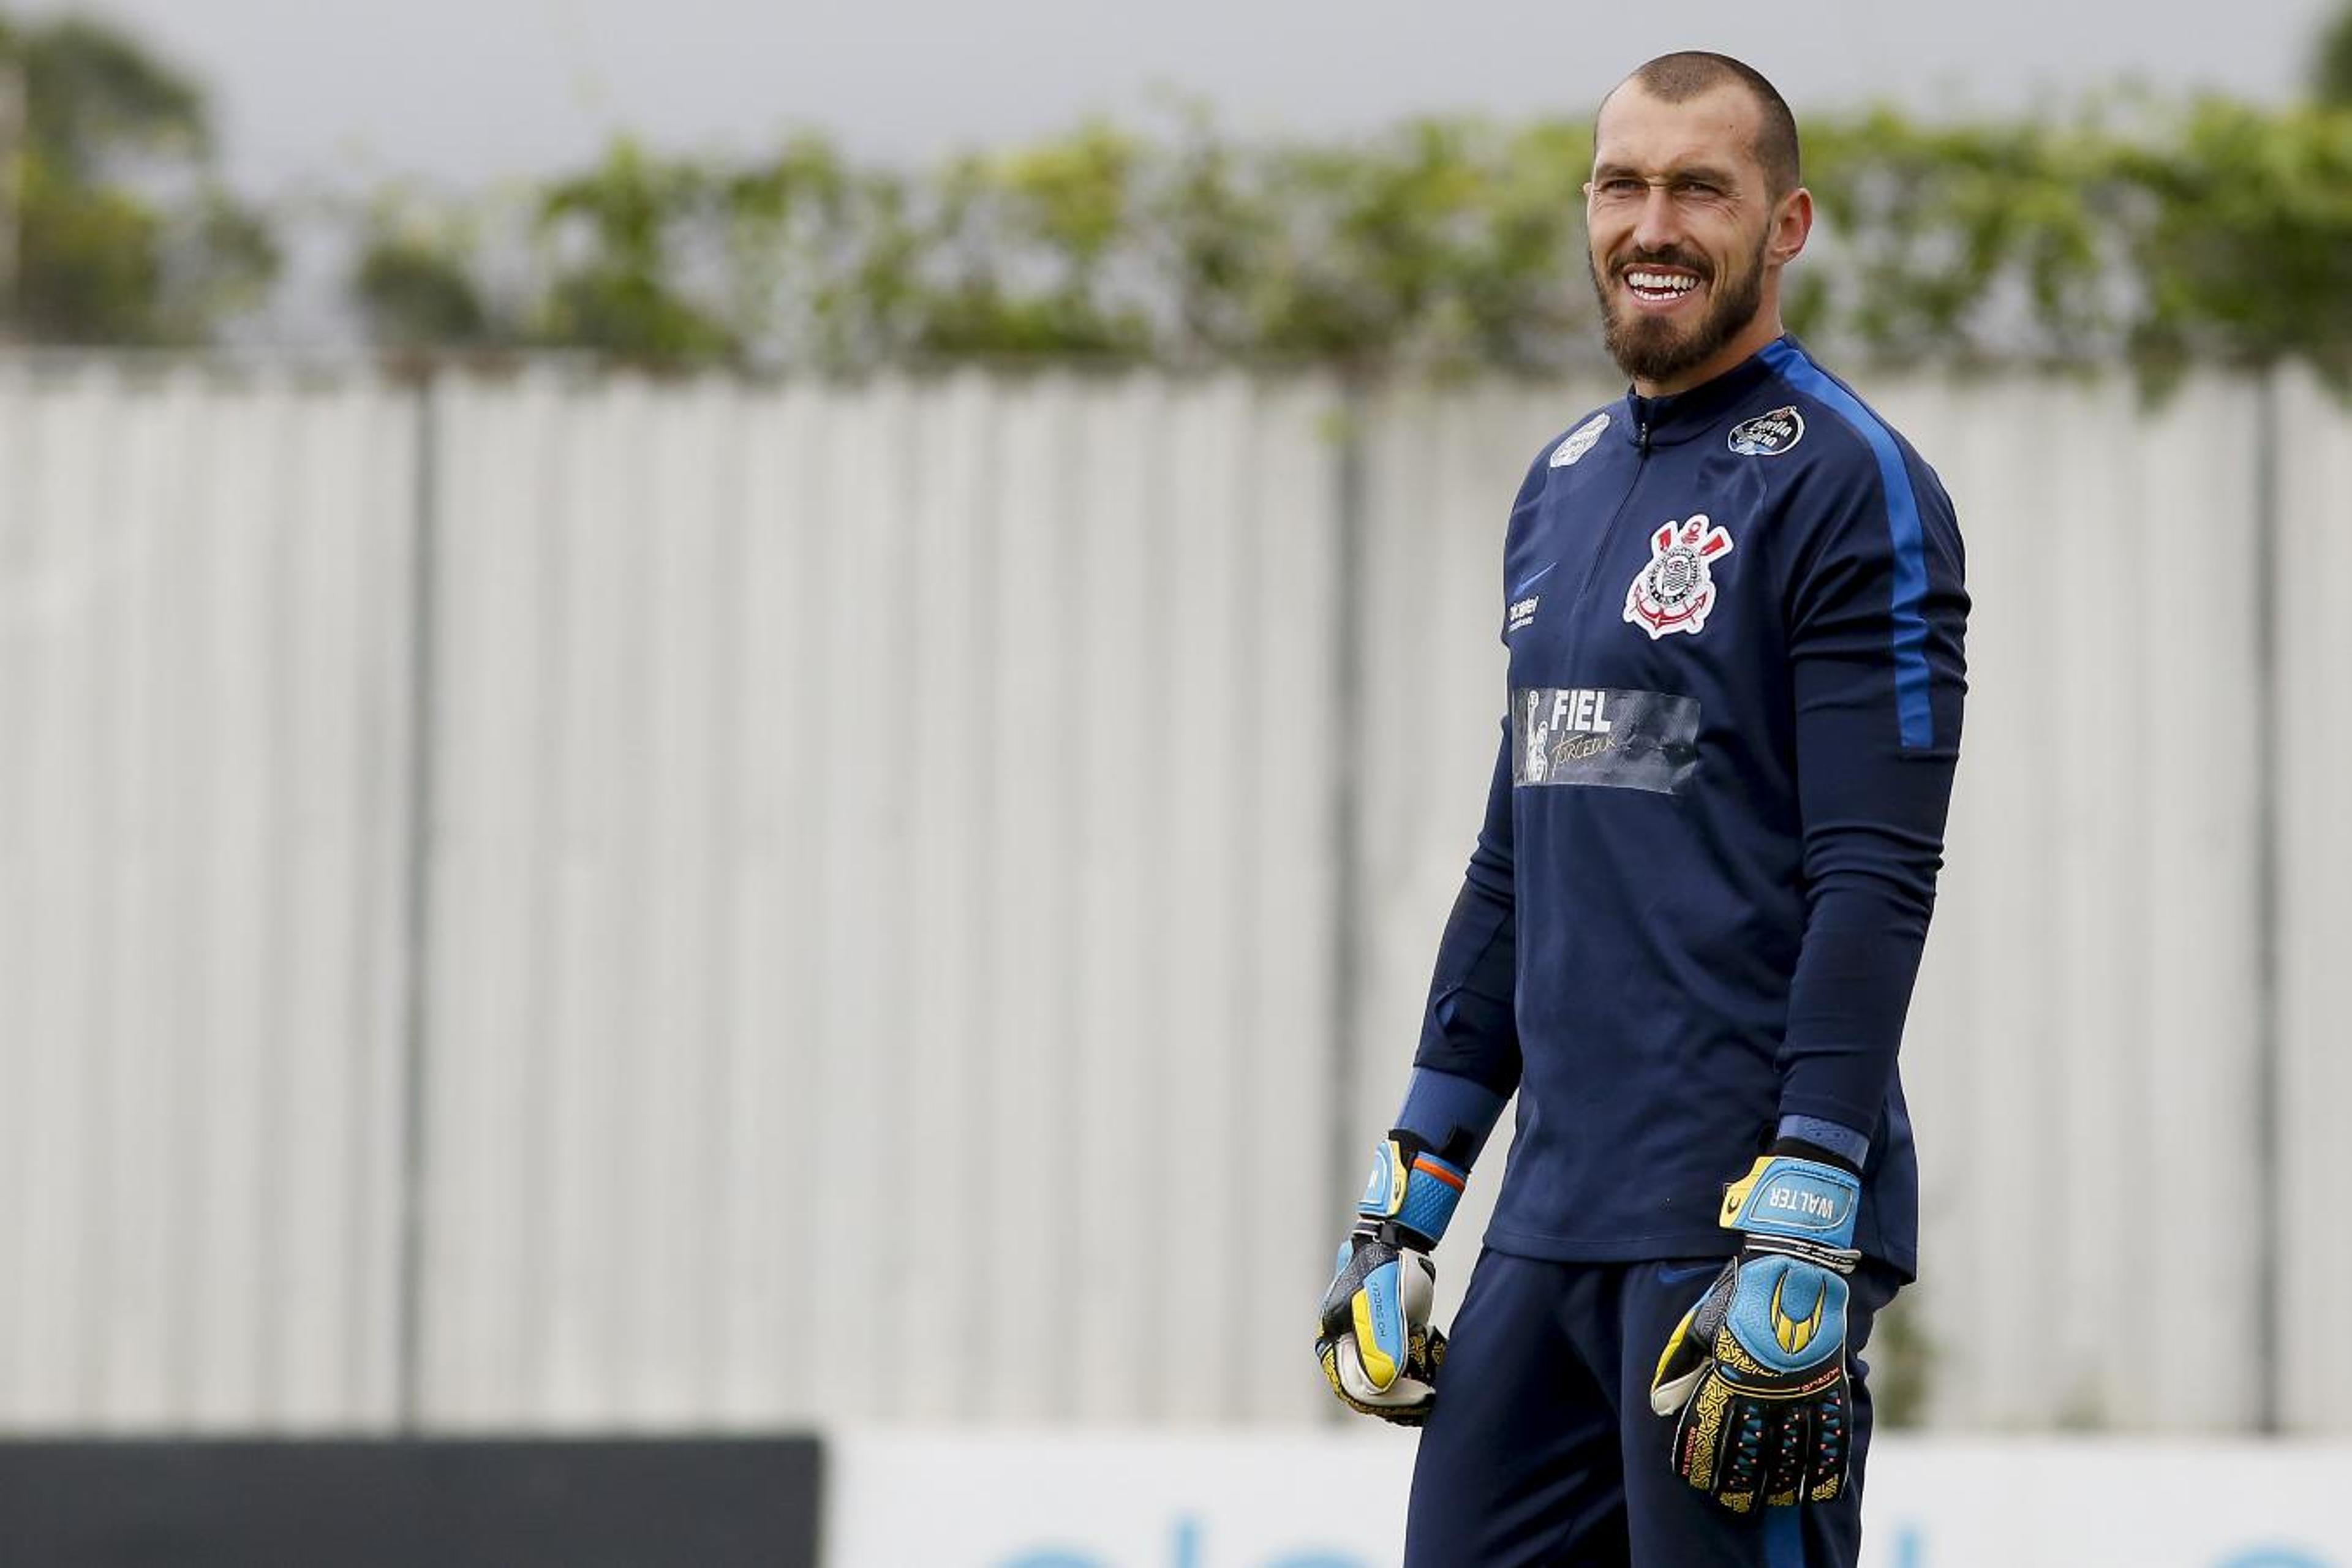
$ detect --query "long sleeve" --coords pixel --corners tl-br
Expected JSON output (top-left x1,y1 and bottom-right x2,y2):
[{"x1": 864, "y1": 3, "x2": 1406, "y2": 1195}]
[
  {"x1": 1411, "y1": 723, "x2": 1523, "y2": 1101},
  {"x1": 1773, "y1": 437, "x2": 1969, "y2": 1134}
]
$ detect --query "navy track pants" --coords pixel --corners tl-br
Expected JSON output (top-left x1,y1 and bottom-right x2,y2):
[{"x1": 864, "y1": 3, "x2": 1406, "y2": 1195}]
[{"x1": 1404, "y1": 1250, "x2": 1900, "y2": 1568}]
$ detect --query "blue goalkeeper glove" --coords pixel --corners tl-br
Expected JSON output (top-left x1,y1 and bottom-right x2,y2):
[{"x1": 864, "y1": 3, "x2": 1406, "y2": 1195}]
[
  {"x1": 1648, "y1": 1151, "x2": 1863, "y2": 1513},
  {"x1": 1316, "y1": 1134, "x2": 1467, "y2": 1425}
]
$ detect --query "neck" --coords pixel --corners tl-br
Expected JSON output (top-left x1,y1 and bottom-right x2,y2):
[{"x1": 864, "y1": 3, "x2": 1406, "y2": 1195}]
[{"x1": 1630, "y1": 310, "x2": 1785, "y2": 399}]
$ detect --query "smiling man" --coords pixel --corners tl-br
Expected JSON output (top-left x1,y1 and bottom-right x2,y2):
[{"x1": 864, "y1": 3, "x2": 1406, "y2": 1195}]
[{"x1": 1315, "y1": 52, "x2": 1969, "y2": 1568}]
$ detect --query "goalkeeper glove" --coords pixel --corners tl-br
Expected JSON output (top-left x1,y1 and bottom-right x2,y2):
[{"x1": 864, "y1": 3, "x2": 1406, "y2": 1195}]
[
  {"x1": 1315, "y1": 1134, "x2": 1466, "y2": 1425},
  {"x1": 1648, "y1": 1150, "x2": 1863, "y2": 1513}
]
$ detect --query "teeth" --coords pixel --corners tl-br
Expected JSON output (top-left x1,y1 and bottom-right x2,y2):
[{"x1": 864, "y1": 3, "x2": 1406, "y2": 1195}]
[{"x1": 1626, "y1": 270, "x2": 1698, "y2": 294}]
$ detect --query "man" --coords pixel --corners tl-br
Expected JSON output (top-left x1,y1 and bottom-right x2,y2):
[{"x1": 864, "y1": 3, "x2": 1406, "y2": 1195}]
[{"x1": 1316, "y1": 51, "x2": 1967, "y2": 1568}]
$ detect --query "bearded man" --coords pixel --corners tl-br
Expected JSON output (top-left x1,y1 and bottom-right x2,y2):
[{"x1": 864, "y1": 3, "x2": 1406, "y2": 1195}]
[{"x1": 1317, "y1": 51, "x2": 1969, "y2": 1568}]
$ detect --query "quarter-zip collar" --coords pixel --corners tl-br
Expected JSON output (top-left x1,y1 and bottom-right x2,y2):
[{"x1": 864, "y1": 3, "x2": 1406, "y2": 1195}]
[{"x1": 1615, "y1": 337, "x2": 1790, "y2": 450}]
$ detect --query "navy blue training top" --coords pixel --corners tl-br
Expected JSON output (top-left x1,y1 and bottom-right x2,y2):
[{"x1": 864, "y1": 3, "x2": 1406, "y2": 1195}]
[{"x1": 1414, "y1": 337, "x2": 1967, "y2": 1280}]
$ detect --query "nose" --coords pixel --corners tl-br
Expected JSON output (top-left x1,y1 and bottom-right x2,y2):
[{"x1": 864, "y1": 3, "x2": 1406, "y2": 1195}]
[{"x1": 1630, "y1": 184, "x2": 1683, "y2": 255}]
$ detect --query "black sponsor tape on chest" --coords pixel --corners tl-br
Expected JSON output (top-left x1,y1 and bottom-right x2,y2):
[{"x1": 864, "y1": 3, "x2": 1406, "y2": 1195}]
[{"x1": 1511, "y1": 687, "x2": 1701, "y2": 796}]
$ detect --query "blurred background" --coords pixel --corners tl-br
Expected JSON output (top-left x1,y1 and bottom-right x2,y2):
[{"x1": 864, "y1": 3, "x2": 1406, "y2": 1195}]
[{"x1": 0, "y1": 1, "x2": 2348, "y2": 1564}]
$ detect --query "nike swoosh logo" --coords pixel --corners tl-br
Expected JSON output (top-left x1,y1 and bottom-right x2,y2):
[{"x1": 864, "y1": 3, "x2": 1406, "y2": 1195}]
[{"x1": 1510, "y1": 562, "x2": 1556, "y2": 596}]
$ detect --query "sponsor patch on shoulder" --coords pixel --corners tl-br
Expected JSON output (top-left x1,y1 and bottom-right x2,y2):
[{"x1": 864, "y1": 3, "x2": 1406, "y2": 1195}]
[
  {"x1": 1728, "y1": 405, "x2": 1804, "y2": 456},
  {"x1": 1550, "y1": 412, "x2": 1611, "y2": 468}
]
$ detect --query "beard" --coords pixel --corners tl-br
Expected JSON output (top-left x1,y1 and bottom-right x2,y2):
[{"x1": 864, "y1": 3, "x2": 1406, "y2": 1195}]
[{"x1": 1588, "y1": 232, "x2": 1768, "y2": 386}]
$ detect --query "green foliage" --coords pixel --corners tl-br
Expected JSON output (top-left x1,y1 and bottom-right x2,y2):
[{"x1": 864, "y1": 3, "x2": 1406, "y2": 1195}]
[
  {"x1": 2116, "y1": 99, "x2": 2352, "y2": 388},
  {"x1": 2318, "y1": 1, "x2": 2352, "y2": 105},
  {"x1": 1801, "y1": 111, "x2": 2116, "y2": 365},
  {"x1": 1801, "y1": 98, "x2": 2352, "y2": 394},
  {"x1": 352, "y1": 195, "x2": 492, "y2": 350},
  {"x1": 345, "y1": 98, "x2": 2352, "y2": 390},
  {"x1": 1861, "y1": 1290, "x2": 1936, "y2": 1428},
  {"x1": 13, "y1": 15, "x2": 207, "y2": 180},
  {"x1": 0, "y1": 10, "x2": 276, "y2": 344},
  {"x1": 17, "y1": 156, "x2": 161, "y2": 340},
  {"x1": 7, "y1": 0, "x2": 2346, "y2": 383},
  {"x1": 532, "y1": 139, "x2": 736, "y2": 363},
  {"x1": 1241, "y1": 119, "x2": 1593, "y2": 372},
  {"x1": 717, "y1": 134, "x2": 851, "y2": 360},
  {"x1": 907, "y1": 127, "x2": 1155, "y2": 360}
]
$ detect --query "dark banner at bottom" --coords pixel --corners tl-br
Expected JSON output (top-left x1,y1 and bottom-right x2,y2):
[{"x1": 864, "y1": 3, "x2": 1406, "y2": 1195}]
[{"x1": 0, "y1": 1436, "x2": 822, "y2": 1568}]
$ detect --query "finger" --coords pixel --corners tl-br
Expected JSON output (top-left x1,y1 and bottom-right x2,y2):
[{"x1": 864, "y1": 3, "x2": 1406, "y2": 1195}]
[
  {"x1": 1417, "y1": 1322, "x2": 1448, "y2": 1381},
  {"x1": 1711, "y1": 1393, "x2": 1769, "y2": 1514},
  {"x1": 1804, "y1": 1377, "x2": 1852, "y2": 1503},
  {"x1": 1330, "y1": 1336, "x2": 1436, "y2": 1414},
  {"x1": 1316, "y1": 1238, "x2": 1367, "y2": 1330},
  {"x1": 1649, "y1": 1262, "x2": 1738, "y2": 1416},
  {"x1": 1397, "y1": 1250, "x2": 1438, "y2": 1320},
  {"x1": 1669, "y1": 1375, "x2": 1730, "y2": 1493},
  {"x1": 1649, "y1": 1299, "x2": 1713, "y2": 1416},
  {"x1": 1760, "y1": 1399, "x2": 1809, "y2": 1508},
  {"x1": 1348, "y1": 1257, "x2": 1411, "y2": 1392}
]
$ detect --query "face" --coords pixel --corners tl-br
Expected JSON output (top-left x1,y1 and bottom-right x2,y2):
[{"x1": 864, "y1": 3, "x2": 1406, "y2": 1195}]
[{"x1": 1584, "y1": 81, "x2": 1807, "y2": 393}]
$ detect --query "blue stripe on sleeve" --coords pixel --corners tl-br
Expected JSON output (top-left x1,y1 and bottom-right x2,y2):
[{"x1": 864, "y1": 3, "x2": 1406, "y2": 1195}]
[{"x1": 1760, "y1": 339, "x2": 1936, "y2": 748}]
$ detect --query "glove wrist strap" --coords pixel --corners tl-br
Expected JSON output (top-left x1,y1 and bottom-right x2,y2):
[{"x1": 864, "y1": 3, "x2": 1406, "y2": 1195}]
[
  {"x1": 1739, "y1": 1231, "x2": 1862, "y2": 1275},
  {"x1": 1717, "y1": 1153, "x2": 1861, "y2": 1253},
  {"x1": 1357, "y1": 1134, "x2": 1468, "y2": 1251}
]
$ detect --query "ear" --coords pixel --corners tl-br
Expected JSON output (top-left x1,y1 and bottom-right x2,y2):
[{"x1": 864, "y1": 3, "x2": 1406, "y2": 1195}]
[{"x1": 1769, "y1": 186, "x2": 1814, "y2": 268}]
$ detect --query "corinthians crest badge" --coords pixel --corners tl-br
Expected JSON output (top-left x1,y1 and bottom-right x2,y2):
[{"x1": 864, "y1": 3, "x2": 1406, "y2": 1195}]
[{"x1": 1624, "y1": 513, "x2": 1734, "y2": 639}]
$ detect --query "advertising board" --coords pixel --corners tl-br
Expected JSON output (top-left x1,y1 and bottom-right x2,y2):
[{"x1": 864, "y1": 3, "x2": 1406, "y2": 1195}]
[{"x1": 827, "y1": 1431, "x2": 2351, "y2": 1568}]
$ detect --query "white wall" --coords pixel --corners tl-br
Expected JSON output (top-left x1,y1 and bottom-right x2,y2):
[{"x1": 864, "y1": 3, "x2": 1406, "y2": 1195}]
[
  {"x1": 0, "y1": 366, "x2": 417, "y2": 1428},
  {"x1": 413, "y1": 371, "x2": 1345, "y2": 1427},
  {"x1": 0, "y1": 362, "x2": 2338, "y2": 1434}
]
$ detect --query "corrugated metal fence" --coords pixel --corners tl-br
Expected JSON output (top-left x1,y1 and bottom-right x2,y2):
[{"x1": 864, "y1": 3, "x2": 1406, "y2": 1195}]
[{"x1": 0, "y1": 363, "x2": 2341, "y2": 1435}]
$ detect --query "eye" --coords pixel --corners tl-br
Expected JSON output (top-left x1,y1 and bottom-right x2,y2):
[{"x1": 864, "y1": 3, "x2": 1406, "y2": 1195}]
[{"x1": 1596, "y1": 176, "x2": 1645, "y2": 197}]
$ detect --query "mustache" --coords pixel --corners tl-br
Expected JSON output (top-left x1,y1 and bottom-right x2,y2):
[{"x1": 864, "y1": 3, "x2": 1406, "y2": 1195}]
[{"x1": 1613, "y1": 247, "x2": 1711, "y2": 279}]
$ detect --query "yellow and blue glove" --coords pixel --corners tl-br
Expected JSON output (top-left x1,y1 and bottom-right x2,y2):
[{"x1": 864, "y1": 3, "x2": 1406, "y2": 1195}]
[
  {"x1": 1648, "y1": 1150, "x2": 1863, "y2": 1513},
  {"x1": 1316, "y1": 1133, "x2": 1467, "y2": 1425}
]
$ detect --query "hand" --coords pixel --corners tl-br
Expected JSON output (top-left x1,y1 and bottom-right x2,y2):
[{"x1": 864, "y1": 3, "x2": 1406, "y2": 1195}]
[
  {"x1": 1648, "y1": 1153, "x2": 1863, "y2": 1513},
  {"x1": 1316, "y1": 1136, "x2": 1467, "y2": 1425},
  {"x1": 1317, "y1": 1230, "x2": 1445, "y2": 1423}
]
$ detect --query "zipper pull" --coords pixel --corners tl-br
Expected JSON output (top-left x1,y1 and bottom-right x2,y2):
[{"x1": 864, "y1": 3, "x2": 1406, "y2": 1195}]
[{"x1": 1637, "y1": 421, "x2": 1652, "y2": 454}]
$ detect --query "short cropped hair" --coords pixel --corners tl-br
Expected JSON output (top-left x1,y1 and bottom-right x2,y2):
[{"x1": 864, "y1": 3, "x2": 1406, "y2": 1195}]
[{"x1": 1610, "y1": 51, "x2": 1801, "y2": 198}]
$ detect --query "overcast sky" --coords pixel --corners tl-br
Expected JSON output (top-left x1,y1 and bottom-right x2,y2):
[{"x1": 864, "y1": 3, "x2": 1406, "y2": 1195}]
[{"x1": 23, "y1": 0, "x2": 2345, "y2": 193}]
